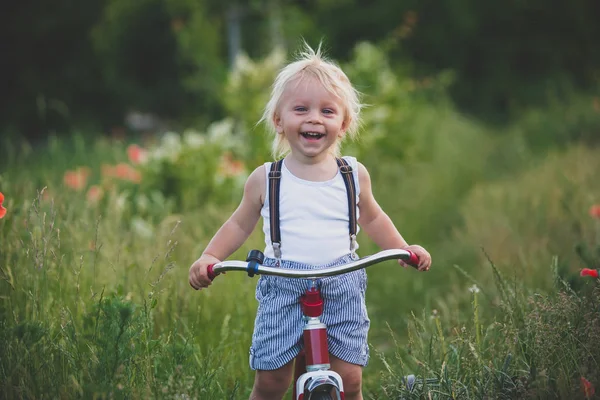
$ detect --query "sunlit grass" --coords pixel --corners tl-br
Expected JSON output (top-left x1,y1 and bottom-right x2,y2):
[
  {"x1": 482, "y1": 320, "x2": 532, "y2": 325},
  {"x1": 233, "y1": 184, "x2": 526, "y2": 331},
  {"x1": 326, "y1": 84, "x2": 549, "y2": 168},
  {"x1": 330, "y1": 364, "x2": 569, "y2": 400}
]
[{"x1": 1, "y1": 121, "x2": 599, "y2": 398}]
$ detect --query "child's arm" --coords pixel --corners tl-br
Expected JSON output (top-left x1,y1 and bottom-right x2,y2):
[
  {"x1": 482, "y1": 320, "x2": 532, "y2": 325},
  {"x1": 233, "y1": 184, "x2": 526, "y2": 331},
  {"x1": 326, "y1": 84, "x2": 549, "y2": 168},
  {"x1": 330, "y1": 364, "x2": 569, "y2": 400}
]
[
  {"x1": 189, "y1": 165, "x2": 265, "y2": 289},
  {"x1": 356, "y1": 162, "x2": 432, "y2": 271}
]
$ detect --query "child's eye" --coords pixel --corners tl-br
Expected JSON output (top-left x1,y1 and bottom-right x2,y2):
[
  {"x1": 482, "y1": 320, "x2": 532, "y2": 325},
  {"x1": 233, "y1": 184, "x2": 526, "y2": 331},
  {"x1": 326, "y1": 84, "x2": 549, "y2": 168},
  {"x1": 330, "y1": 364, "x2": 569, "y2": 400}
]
[
  {"x1": 294, "y1": 106, "x2": 307, "y2": 112},
  {"x1": 322, "y1": 108, "x2": 335, "y2": 114}
]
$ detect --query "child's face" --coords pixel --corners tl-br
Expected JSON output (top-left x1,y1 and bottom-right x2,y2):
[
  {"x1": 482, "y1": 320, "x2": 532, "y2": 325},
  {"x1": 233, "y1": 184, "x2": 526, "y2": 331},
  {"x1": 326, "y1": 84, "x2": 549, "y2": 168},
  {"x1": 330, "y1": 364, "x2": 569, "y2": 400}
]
[{"x1": 274, "y1": 76, "x2": 348, "y2": 161}]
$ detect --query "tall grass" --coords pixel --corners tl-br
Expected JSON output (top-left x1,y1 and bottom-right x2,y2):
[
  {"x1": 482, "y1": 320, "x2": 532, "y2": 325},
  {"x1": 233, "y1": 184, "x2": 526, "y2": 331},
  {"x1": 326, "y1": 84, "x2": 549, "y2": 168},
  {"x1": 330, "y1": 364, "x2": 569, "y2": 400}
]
[
  {"x1": 0, "y1": 187, "x2": 259, "y2": 398},
  {"x1": 1, "y1": 104, "x2": 599, "y2": 398}
]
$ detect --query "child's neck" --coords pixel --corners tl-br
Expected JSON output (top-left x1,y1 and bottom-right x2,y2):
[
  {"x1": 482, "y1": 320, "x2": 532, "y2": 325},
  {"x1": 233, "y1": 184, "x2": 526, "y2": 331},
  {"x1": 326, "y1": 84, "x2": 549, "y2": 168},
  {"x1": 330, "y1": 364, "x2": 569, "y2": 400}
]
[{"x1": 284, "y1": 153, "x2": 339, "y2": 182}]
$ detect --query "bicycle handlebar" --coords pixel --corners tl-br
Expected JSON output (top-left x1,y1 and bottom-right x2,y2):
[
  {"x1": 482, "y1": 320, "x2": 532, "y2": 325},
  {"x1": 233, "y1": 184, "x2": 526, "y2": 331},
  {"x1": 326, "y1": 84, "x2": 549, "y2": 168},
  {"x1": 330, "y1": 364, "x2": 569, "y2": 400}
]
[{"x1": 207, "y1": 248, "x2": 419, "y2": 280}]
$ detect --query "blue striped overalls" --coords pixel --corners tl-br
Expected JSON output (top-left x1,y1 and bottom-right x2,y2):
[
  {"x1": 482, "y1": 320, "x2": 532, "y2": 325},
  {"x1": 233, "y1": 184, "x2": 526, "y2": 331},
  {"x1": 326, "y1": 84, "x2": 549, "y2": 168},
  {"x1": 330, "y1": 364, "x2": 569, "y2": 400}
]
[{"x1": 249, "y1": 158, "x2": 370, "y2": 370}]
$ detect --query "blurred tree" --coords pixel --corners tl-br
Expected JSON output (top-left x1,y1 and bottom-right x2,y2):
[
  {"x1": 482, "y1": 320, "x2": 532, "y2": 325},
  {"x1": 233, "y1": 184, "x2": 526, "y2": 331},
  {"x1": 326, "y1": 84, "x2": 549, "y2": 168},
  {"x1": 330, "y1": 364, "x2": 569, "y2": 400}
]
[
  {"x1": 0, "y1": 0, "x2": 227, "y2": 139},
  {"x1": 92, "y1": 0, "x2": 225, "y2": 128},
  {"x1": 302, "y1": 0, "x2": 600, "y2": 122},
  {"x1": 0, "y1": 0, "x2": 109, "y2": 139},
  {"x1": 2, "y1": 0, "x2": 600, "y2": 138},
  {"x1": 397, "y1": 0, "x2": 600, "y2": 121}
]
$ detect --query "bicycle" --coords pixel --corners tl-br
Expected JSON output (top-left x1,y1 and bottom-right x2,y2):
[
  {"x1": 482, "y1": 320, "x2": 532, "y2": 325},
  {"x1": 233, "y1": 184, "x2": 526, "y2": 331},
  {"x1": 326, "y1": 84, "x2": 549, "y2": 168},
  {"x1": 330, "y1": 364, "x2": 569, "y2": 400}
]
[{"x1": 207, "y1": 248, "x2": 420, "y2": 400}]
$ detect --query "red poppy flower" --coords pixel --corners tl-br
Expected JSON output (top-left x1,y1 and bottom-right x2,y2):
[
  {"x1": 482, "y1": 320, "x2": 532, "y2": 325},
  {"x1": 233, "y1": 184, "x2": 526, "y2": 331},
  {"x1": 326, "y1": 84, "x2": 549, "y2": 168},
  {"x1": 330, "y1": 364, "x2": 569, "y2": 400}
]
[
  {"x1": 0, "y1": 192, "x2": 6, "y2": 219},
  {"x1": 86, "y1": 185, "x2": 103, "y2": 203},
  {"x1": 218, "y1": 152, "x2": 245, "y2": 178},
  {"x1": 590, "y1": 204, "x2": 600, "y2": 219},
  {"x1": 63, "y1": 168, "x2": 91, "y2": 191},
  {"x1": 127, "y1": 144, "x2": 148, "y2": 165},
  {"x1": 115, "y1": 163, "x2": 142, "y2": 183},
  {"x1": 581, "y1": 268, "x2": 599, "y2": 279},
  {"x1": 581, "y1": 377, "x2": 595, "y2": 398}
]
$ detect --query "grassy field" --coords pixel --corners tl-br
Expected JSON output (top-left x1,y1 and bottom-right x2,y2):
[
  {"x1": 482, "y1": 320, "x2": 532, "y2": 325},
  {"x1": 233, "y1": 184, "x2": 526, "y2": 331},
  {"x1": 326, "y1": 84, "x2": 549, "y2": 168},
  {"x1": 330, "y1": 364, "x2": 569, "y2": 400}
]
[{"x1": 1, "y1": 99, "x2": 600, "y2": 399}]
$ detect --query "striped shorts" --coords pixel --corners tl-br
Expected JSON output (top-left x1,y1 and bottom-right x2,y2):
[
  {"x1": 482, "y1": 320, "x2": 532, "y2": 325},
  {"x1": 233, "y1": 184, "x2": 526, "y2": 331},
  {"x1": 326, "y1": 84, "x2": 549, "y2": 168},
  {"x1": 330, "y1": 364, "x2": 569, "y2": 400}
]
[{"x1": 249, "y1": 254, "x2": 370, "y2": 371}]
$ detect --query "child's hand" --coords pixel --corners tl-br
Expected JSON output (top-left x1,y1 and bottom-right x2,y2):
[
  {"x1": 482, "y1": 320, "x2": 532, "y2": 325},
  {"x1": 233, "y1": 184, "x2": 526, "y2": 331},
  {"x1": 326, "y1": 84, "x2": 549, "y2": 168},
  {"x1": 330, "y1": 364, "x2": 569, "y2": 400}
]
[
  {"x1": 399, "y1": 245, "x2": 432, "y2": 272},
  {"x1": 189, "y1": 254, "x2": 221, "y2": 290}
]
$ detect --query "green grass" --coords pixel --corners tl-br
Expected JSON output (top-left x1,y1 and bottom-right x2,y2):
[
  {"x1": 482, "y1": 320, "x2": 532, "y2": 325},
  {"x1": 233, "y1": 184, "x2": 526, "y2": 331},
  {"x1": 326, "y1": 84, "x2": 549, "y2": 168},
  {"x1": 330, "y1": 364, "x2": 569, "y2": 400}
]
[{"x1": 1, "y1": 111, "x2": 599, "y2": 398}]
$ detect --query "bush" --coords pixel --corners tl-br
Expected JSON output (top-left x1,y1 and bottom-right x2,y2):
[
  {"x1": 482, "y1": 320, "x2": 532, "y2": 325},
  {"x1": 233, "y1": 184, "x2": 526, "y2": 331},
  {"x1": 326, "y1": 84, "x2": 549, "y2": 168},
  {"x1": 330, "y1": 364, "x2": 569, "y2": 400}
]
[{"x1": 453, "y1": 144, "x2": 600, "y2": 290}]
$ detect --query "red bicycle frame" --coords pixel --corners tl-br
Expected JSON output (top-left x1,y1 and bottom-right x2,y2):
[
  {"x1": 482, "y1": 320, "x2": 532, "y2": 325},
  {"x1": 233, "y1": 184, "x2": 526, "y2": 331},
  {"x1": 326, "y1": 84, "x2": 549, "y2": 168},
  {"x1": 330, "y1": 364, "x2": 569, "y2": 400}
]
[
  {"x1": 207, "y1": 249, "x2": 420, "y2": 399},
  {"x1": 293, "y1": 284, "x2": 341, "y2": 399}
]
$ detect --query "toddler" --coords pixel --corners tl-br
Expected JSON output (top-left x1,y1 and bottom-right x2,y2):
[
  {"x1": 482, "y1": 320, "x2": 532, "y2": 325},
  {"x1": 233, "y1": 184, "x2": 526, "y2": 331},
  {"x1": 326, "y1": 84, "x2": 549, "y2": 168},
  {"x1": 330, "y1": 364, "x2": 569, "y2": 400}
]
[{"x1": 189, "y1": 43, "x2": 432, "y2": 400}]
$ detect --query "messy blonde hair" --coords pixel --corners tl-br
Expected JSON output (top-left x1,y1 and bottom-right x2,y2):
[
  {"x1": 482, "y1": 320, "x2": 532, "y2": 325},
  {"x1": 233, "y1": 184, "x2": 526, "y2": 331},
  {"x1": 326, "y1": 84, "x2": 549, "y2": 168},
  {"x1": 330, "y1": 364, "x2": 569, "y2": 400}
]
[{"x1": 260, "y1": 42, "x2": 363, "y2": 159}]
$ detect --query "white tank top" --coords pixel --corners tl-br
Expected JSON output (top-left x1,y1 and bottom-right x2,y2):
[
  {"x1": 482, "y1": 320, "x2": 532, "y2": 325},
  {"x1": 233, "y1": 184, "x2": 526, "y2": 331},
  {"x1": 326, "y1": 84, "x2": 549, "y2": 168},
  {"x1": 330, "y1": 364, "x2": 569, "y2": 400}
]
[{"x1": 261, "y1": 156, "x2": 361, "y2": 265}]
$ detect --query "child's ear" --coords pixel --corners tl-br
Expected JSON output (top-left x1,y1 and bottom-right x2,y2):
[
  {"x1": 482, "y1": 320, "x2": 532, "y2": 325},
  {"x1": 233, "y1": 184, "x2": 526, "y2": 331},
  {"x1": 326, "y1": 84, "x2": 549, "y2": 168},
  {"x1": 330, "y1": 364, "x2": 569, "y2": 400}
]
[
  {"x1": 273, "y1": 114, "x2": 284, "y2": 134},
  {"x1": 339, "y1": 117, "x2": 350, "y2": 138}
]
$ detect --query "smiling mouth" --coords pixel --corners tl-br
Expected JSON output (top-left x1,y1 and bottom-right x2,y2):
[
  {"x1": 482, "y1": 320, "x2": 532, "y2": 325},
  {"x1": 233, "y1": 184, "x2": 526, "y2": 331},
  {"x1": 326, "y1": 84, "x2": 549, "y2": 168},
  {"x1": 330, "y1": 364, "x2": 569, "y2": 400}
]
[{"x1": 301, "y1": 132, "x2": 325, "y2": 139}]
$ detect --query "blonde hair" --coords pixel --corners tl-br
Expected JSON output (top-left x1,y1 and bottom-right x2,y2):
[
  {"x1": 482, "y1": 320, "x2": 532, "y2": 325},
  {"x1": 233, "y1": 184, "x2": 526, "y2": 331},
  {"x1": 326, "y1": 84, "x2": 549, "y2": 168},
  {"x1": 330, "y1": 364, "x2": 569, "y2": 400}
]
[{"x1": 260, "y1": 42, "x2": 363, "y2": 159}]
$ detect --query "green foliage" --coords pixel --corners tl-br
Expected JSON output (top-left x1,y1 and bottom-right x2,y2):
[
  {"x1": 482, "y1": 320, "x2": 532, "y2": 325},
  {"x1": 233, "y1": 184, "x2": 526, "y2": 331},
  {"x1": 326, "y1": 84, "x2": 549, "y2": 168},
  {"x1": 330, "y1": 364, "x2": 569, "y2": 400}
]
[
  {"x1": 376, "y1": 270, "x2": 600, "y2": 398},
  {"x1": 1, "y1": 39, "x2": 600, "y2": 399},
  {"x1": 367, "y1": 143, "x2": 600, "y2": 398},
  {"x1": 137, "y1": 126, "x2": 249, "y2": 211},
  {"x1": 0, "y1": 176, "x2": 257, "y2": 398},
  {"x1": 342, "y1": 42, "x2": 456, "y2": 163},
  {"x1": 91, "y1": 0, "x2": 225, "y2": 125},
  {"x1": 222, "y1": 49, "x2": 287, "y2": 166},
  {"x1": 510, "y1": 94, "x2": 600, "y2": 153},
  {"x1": 4, "y1": 0, "x2": 600, "y2": 138},
  {"x1": 305, "y1": 0, "x2": 600, "y2": 121},
  {"x1": 1, "y1": 1, "x2": 108, "y2": 137},
  {"x1": 453, "y1": 145, "x2": 600, "y2": 290},
  {"x1": 125, "y1": 43, "x2": 457, "y2": 212}
]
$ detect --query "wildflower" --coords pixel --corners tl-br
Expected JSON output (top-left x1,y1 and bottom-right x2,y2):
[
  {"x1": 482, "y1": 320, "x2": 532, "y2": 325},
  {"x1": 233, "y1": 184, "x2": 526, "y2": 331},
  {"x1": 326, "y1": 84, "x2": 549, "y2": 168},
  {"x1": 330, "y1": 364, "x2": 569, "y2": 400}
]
[
  {"x1": 115, "y1": 163, "x2": 142, "y2": 183},
  {"x1": 207, "y1": 118, "x2": 235, "y2": 142},
  {"x1": 0, "y1": 192, "x2": 6, "y2": 218},
  {"x1": 101, "y1": 163, "x2": 141, "y2": 183},
  {"x1": 580, "y1": 268, "x2": 599, "y2": 279},
  {"x1": 468, "y1": 284, "x2": 480, "y2": 293},
  {"x1": 127, "y1": 144, "x2": 148, "y2": 165},
  {"x1": 161, "y1": 132, "x2": 182, "y2": 153},
  {"x1": 63, "y1": 167, "x2": 90, "y2": 191},
  {"x1": 183, "y1": 130, "x2": 206, "y2": 149},
  {"x1": 590, "y1": 204, "x2": 600, "y2": 219},
  {"x1": 581, "y1": 377, "x2": 595, "y2": 398},
  {"x1": 429, "y1": 309, "x2": 439, "y2": 320},
  {"x1": 218, "y1": 152, "x2": 245, "y2": 178},
  {"x1": 87, "y1": 185, "x2": 103, "y2": 203}
]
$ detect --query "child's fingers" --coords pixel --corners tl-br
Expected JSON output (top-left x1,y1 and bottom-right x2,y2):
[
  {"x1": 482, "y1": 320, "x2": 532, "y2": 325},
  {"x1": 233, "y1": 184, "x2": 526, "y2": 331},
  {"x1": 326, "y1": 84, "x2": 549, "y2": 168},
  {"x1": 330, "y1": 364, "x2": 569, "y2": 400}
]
[
  {"x1": 189, "y1": 275, "x2": 201, "y2": 290},
  {"x1": 189, "y1": 265, "x2": 211, "y2": 290},
  {"x1": 189, "y1": 271, "x2": 203, "y2": 290},
  {"x1": 418, "y1": 257, "x2": 431, "y2": 271},
  {"x1": 413, "y1": 250, "x2": 431, "y2": 271}
]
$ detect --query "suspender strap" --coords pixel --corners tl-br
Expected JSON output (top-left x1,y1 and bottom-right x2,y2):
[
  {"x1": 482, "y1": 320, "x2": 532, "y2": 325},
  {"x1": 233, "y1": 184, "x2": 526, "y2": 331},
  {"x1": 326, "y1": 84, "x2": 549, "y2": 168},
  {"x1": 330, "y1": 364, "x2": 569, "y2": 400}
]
[
  {"x1": 336, "y1": 157, "x2": 358, "y2": 256},
  {"x1": 268, "y1": 158, "x2": 359, "y2": 260},
  {"x1": 269, "y1": 160, "x2": 284, "y2": 259}
]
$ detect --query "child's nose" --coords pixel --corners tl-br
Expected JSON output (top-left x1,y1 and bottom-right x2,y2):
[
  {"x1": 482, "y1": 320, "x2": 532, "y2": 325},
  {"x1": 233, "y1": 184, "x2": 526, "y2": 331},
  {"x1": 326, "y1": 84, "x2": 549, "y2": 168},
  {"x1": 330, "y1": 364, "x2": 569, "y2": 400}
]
[{"x1": 306, "y1": 110, "x2": 322, "y2": 124}]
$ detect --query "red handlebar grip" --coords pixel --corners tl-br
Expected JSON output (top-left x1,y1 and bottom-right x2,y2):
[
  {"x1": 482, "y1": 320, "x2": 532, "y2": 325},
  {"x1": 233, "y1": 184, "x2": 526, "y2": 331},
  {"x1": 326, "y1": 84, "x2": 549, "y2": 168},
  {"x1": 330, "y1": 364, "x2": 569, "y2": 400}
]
[
  {"x1": 406, "y1": 251, "x2": 420, "y2": 268},
  {"x1": 207, "y1": 264, "x2": 217, "y2": 281}
]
